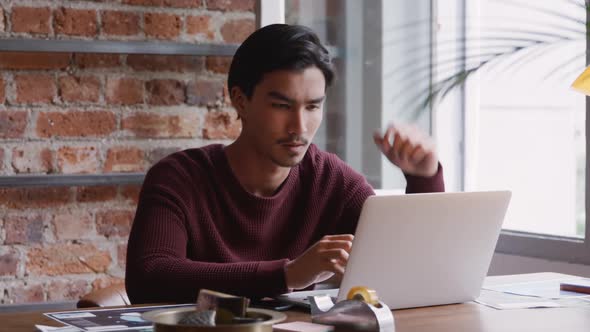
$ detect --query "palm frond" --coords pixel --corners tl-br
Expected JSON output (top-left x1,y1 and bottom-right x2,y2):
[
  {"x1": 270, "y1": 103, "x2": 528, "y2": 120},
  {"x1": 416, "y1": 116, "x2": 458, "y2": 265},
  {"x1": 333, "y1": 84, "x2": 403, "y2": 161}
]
[{"x1": 408, "y1": 0, "x2": 590, "y2": 114}]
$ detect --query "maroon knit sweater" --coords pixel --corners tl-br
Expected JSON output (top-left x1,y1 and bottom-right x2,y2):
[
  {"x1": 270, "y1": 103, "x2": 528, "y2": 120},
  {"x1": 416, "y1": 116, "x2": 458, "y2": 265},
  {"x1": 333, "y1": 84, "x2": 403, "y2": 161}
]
[{"x1": 125, "y1": 144, "x2": 444, "y2": 304}]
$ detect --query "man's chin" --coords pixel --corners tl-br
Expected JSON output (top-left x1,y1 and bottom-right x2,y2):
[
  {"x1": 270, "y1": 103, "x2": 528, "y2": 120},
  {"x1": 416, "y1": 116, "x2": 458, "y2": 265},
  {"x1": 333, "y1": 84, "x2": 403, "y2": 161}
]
[
  {"x1": 271, "y1": 151, "x2": 308, "y2": 167},
  {"x1": 271, "y1": 156, "x2": 305, "y2": 168},
  {"x1": 270, "y1": 144, "x2": 308, "y2": 167}
]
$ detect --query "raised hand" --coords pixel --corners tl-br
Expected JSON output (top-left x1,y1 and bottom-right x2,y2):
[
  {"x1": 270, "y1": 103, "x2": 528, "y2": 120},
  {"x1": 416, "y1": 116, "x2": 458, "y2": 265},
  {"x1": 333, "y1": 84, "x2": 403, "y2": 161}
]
[{"x1": 373, "y1": 123, "x2": 439, "y2": 177}]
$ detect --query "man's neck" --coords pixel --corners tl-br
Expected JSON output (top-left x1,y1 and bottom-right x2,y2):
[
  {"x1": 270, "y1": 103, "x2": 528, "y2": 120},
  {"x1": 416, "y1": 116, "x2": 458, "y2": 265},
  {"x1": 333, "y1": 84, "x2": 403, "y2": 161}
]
[{"x1": 224, "y1": 138, "x2": 292, "y2": 197}]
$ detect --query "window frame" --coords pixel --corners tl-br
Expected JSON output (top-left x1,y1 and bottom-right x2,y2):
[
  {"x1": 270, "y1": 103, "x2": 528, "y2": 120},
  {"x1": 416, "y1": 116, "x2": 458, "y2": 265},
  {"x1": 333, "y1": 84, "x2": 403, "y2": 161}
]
[{"x1": 456, "y1": 0, "x2": 590, "y2": 264}]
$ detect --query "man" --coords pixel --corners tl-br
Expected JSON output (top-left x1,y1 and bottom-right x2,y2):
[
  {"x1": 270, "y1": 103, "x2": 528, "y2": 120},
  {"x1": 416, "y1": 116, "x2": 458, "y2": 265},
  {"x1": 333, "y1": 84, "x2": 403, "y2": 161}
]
[{"x1": 125, "y1": 24, "x2": 444, "y2": 304}]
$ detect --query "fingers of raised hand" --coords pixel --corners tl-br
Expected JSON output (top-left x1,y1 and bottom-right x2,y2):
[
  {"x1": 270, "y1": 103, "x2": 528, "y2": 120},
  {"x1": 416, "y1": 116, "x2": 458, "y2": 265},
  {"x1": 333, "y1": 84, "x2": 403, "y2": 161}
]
[{"x1": 409, "y1": 145, "x2": 426, "y2": 164}]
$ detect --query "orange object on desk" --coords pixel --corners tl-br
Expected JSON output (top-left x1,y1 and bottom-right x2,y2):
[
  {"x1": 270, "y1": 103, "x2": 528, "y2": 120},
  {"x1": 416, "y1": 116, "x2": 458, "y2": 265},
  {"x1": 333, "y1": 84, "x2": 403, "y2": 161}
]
[{"x1": 560, "y1": 279, "x2": 590, "y2": 295}]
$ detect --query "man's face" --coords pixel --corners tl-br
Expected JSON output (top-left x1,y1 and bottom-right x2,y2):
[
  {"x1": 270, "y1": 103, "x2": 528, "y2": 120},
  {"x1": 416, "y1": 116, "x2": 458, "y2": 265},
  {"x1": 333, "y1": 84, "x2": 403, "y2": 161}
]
[{"x1": 234, "y1": 66, "x2": 326, "y2": 167}]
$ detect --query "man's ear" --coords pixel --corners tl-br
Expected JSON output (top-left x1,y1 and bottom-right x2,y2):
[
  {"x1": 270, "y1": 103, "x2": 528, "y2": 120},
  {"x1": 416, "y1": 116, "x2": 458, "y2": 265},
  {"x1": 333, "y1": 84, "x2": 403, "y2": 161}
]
[{"x1": 230, "y1": 86, "x2": 248, "y2": 119}]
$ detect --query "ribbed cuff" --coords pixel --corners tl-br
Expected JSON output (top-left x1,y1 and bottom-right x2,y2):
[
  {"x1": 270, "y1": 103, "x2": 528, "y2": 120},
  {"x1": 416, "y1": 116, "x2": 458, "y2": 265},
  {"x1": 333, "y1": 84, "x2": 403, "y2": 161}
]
[
  {"x1": 404, "y1": 163, "x2": 445, "y2": 194},
  {"x1": 255, "y1": 259, "x2": 290, "y2": 296}
]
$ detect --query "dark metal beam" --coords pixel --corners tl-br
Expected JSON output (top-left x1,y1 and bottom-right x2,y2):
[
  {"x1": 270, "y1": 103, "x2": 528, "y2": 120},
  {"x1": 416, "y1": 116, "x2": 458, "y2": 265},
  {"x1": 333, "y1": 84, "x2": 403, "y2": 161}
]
[
  {"x1": 0, "y1": 173, "x2": 145, "y2": 188},
  {"x1": 0, "y1": 39, "x2": 238, "y2": 56}
]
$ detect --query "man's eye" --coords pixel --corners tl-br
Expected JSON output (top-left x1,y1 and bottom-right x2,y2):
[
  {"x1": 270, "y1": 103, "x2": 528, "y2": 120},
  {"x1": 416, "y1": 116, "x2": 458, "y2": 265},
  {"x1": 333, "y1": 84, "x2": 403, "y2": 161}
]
[
  {"x1": 307, "y1": 104, "x2": 321, "y2": 111},
  {"x1": 272, "y1": 103, "x2": 290, "y2": 109}
]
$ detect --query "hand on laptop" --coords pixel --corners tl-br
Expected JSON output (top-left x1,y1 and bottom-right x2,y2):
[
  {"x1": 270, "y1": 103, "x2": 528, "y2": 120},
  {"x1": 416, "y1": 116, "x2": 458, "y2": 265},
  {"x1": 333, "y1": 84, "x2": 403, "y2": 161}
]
[
  {"x1": 284, "y1": 234, "x2": 353, "y2": 290},
  {"x1": 373, "y1": 123, "x2": 438, "y2": 177}
]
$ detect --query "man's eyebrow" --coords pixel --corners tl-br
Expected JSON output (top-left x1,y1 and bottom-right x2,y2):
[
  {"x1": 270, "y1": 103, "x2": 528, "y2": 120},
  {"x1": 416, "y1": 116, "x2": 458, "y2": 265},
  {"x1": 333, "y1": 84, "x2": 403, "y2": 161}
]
[
  {"x1": 267, "y1": 91, "x2": 325, "y2": 104},
  {"x1": 307, "y1": 96, "x2": 325, "y2": 104},
  {"x1": 268, "y1": 91, "x2": 294, "y2": 103}
]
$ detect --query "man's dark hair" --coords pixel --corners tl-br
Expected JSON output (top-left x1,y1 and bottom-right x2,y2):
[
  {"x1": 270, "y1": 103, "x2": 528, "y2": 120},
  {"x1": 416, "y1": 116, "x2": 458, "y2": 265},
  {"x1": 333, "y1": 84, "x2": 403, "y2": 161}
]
[{"x1": 228, "y1": 24, "x2": 334, "y2": 98}]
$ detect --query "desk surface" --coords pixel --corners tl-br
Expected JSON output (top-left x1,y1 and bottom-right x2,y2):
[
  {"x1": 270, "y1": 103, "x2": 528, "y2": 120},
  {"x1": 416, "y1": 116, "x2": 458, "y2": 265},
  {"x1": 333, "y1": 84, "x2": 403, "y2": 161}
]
[{"x1": 2, "y1": 273, "x2": 590, "y2": 332}]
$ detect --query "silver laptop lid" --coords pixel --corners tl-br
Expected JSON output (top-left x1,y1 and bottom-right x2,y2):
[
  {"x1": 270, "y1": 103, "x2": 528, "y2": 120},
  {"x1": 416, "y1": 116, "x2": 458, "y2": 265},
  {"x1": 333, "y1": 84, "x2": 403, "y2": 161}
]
[{"x1": 337, "y1": 191, "x2": 511, "y2": 309}]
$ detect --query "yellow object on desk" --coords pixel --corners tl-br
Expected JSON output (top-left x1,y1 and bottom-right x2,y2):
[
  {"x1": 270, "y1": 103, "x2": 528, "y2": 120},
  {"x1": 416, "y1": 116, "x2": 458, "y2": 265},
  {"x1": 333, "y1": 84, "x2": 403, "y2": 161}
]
[
  {"x1": 346, "y1": 286, "x2": 379, "y2": 306},
  {"x1": 571, "y1": 66, "x2": 590, "y2": 95}
]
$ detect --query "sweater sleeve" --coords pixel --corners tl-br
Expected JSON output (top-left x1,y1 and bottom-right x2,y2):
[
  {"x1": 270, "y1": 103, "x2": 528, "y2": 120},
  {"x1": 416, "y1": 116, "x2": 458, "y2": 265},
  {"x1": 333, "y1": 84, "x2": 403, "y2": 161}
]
[
  {"x1": 125, "y1": 162, "x2": 289, "y2": 304},
  {"x1": 404, "y1": 162, "x2": 445, "y2": 194}
]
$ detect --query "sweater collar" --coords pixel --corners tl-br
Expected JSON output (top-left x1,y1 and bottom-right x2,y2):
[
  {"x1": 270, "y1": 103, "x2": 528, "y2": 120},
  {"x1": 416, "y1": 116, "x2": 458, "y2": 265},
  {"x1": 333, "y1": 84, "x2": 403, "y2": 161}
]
[{"x1": 214, "y1": 144, "x2": 302, "y2": 202}]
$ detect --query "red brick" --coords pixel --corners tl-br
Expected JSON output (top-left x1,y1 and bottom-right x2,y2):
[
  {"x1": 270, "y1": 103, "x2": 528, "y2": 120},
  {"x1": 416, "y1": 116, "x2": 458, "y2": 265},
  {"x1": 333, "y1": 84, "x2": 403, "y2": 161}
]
[
  {"x1": 0, "y1": 77, "x2": 5, "y2": 104},
  {"x1": 117, "y1": 244, "x2": 127, "y2": 269},
  {"x1": 207, "y1": 0, "x2": 254, "y2": 11},
  {"x1": 144, "y1": 13, "x2": 181, "y2": 40},
  {"x1": 11, "y1": 7, "x2": 51, "y2": 34},
  {"x1": 127, "y1": 54, "x2": 204, "y2": 72},
  {"x1": 121, "y1": 185, "x2": 141, "y2": 204},
  {"x1": 46, "y1": 279, "x2": 88, "y2": 302},
  {"x1": 146, "y1": 79, "x2": 185, "y2": 105},
  {"x1": 77, "y1": 186, "x2": 118, "y2": 203},
  {"x1": 161, "y1": 0, "x2": 203, "y2": 7},
  {"x1": 0, "y1": 111, "x2": 28, "y2": 139},
  {"x1": 3, "y1": 214, "x2": 45, "y2": 245},
  {"x1": 0, "y1": 187, "x2": 72, "y2": 209},
  {"x1": 52, "y1": 210, "x2": 94, "y2": 241},
  {"x1": 96, "y1": 210, "x2": 134, "y2": 238},
  {"x1": 0, "y1": 249, "x2": 19, "y2": 276},
  {"x1": 57, "y1": 146, "x2": 100, "y2": 174},
  {"x1": 15, "y1": 74, "x2": 55, "y2": 104},
  {"x1": 221, "y1": 18, "x2": 255, "y2": 43},
  {"x1": 202, "y1": 110, "x2": 241, "y2": 139},
  {"x1": 5, "y1": 283, "x2": 44, "y2": 304},
  {"x1": 37, "y1": 111, "x2": 116, "y2": 138},
  {"x1": 122, "y1": 112, "x2": 199, "y2": 138},
  {"x1": 104, "y1": 147, "x2": 145, "y2": 172},
  {"x1": 58, "y1": 75, "x2": 100, "y2": 103},
  {"x1": 11, "y1": 146, "x2": 53, "y2": 174},
  {"x1": 74, "y1": 53, "x2": 121, "y2": 69},
  {"x1": 105, "y1": 77, "x2": 143, "y2": 105},
  {"x1": 92, "y1": 275, "x2": 124, "y2": 292},
  {"x1": 54, "y1": 8, "x2": 98, "y2": 37},
  {"x1": 186, "y1": 15, "x2": 214, "y2": 40},
  {"x1": 186, "y1": 79, "x2": 224, "y2": 106},
  {"x1": 0, "y1": 52, "x2": 71, "y2": 70},
  {"x1": 27, "y1": 244, "x2": 112, "y2": 276},
  {"x1": 123, "y1": 0, "x2": 203, "y2": 8},
  {"x1": 206, "y1": 56, "x2": 232, "y2": 74},
  {"x1": 101, "y1": 10, "x2": 140, "y2": 36}
]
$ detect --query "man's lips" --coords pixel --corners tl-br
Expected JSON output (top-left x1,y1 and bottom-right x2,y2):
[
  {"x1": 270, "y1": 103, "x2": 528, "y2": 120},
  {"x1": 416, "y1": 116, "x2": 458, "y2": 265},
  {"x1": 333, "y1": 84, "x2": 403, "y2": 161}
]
[{"x1": 281, "y1": 142, "x2": 306, "y2": 147}]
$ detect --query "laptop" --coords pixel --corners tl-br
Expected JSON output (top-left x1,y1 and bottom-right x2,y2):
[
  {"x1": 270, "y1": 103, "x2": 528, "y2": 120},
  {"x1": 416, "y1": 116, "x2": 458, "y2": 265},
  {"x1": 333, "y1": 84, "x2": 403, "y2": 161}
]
[{"x1": 276, "y1": 191, "x2": 511, "y2": 310}]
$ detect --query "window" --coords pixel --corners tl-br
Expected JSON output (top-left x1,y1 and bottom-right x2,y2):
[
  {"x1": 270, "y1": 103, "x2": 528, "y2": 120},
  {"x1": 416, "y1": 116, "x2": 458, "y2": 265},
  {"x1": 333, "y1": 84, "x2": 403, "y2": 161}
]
[
  {"x1": 455, "y1": 0, "x2": 590, "y2": 263},
  {"x1": 284, "y1": 0, "x2": 590, "y2": 264}
]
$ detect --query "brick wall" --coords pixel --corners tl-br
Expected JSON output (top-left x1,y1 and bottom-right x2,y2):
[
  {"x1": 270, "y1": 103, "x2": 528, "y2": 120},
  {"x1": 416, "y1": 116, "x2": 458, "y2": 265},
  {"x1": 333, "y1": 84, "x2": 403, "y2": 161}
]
[{"x1": 0, "y1": 0, "x2": 254, "y2": 304}]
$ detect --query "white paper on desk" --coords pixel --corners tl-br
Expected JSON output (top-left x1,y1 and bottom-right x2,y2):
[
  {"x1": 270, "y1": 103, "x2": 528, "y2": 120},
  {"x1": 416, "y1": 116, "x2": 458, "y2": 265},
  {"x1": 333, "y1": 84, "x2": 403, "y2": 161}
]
[
  {"x1": 35, "y1": 325, "x2": 82, "y2": 332},
  {"x1": 483, "y1": 278, "x2": 590, "y2": 299},
  {"x1": 475, "y1": 289, "x2": 562, "y2": 310},
  {"x1": 44, "y1": 303, "x2": 190, "y2": 331},
  {"x1": 475, "y1": 299, "x2": 562, "y2": 310}
]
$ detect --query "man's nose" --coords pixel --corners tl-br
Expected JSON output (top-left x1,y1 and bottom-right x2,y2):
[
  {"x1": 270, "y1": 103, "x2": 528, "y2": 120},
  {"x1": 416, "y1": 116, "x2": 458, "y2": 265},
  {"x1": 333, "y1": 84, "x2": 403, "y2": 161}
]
[{"x1": 287, "y1": 108, "x2": 307, "y2": 135}]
